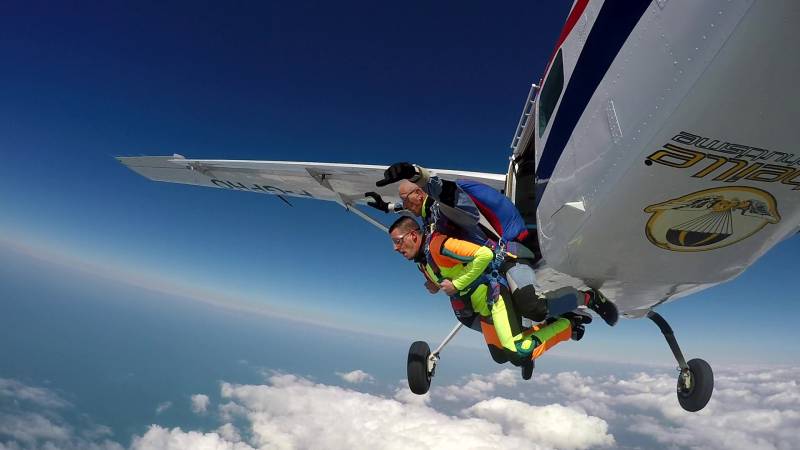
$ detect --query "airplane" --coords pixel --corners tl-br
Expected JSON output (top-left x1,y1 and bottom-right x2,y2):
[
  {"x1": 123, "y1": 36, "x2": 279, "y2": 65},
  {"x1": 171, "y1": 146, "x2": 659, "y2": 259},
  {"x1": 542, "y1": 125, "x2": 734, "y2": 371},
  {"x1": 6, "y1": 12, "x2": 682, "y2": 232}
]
[{"x1": 117, "y1": 0, "x2": 800, "y2": 412}]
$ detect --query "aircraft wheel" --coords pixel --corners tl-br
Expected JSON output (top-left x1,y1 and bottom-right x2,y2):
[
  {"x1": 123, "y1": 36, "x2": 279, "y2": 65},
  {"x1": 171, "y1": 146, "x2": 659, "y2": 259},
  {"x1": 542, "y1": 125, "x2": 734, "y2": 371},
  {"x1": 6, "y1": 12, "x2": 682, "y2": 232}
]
[
  {"x1": 677, "y1": 358, "x2": 714, "y2": 412},
  {"x1": 407, "y1": 341, "x2": 432, "y2": 395}
]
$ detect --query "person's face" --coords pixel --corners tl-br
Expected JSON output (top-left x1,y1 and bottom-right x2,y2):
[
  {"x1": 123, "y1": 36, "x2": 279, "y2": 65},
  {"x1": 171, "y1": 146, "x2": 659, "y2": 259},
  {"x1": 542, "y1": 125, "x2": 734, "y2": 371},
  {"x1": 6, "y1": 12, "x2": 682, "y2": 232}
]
[
  {"x1": 399, "y1": 186, "x2": 425, "y2": 216},
  {"x1": 389, "y1": 227, "x2": 421, "y2": 260}
]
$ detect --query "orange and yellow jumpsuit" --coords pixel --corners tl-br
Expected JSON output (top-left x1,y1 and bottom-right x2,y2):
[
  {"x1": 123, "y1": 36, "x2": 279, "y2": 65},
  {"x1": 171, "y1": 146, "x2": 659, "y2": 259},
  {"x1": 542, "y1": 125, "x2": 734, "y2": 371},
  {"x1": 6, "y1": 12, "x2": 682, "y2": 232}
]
[{"x1": 419, "y1": 232, "x2": 572, "y2": 364}]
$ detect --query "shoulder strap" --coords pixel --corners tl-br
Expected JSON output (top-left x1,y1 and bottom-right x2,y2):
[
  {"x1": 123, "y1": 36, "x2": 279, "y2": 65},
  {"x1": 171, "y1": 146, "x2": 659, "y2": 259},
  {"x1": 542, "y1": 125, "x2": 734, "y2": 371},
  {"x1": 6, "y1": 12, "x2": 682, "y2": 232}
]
[{"x1": 423, "y1": 232, "x2": 442, "y2": 278}]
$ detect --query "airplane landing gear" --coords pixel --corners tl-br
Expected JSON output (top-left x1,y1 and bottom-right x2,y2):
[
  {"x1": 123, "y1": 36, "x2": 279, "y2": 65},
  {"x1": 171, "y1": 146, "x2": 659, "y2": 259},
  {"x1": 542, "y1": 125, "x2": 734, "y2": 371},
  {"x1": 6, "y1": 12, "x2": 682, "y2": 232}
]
[
  {"x1": 407, "y1": 323, "x2": 463, "y2": 395},
  {"x1": 648, "y1": 311, "x2": 714, "y2": 412},
  {"x1": 407, "y1": 341, "x2": 432, "y2": 394},
  {"x1": 677, "y1": 358, "x2": 714, "y2": 412}
]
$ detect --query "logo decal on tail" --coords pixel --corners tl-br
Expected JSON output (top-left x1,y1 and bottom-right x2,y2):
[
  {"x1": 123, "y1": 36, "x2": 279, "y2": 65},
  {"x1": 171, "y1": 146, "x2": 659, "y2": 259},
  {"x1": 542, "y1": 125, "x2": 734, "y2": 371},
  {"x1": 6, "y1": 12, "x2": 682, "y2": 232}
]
[{"x1": 644, "y1": 187, "x2": 780, "y2": 252}]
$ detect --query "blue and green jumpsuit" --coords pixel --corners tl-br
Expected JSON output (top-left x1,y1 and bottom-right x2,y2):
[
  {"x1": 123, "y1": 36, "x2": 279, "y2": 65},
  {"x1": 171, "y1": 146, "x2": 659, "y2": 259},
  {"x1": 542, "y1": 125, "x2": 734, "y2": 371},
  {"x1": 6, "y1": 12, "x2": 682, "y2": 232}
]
[{"x1": 417, "y1": 231, "x2": 572, "y2": 364}]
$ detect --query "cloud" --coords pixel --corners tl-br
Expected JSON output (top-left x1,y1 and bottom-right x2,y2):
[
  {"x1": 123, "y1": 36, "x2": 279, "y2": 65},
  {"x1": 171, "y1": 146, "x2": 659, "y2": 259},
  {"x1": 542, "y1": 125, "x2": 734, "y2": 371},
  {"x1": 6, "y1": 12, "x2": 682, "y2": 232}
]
[
  {"x1": 0, "y1": 412, "x2": 72, "y2": 444},
  {"x1": 392, "y1": 381, "x2": 430, "y2": 406},
  {"x1": 335, "y1": 370, "x2": 375, "y2": 384},
  {"x1": 130, "y1": 373, "x2": 612, "y2": 450},
  {"x1": 123, "y1": 366, "x2": 800, "y2": 449},
  {"x1": 0, "y1": 379, "x2": 124, "y2": 450},
  {"x1": 3, "y1": 366, "x2": 799, "y2": 450},
  {"x1": 130, "y1": 426, "x2": 253, "y2": 450},
  {"x1": 0, "y1": 378, "x2": 70, "y2": 409},
  {"x1": 155, "y1": 401, "x2": 172, "y2": 415},
  {"x1": 435, "y1": 368, "x2": 520, "y2": 402},
  {"x1": 481, "y1": 365, "x2": 800, "y2": 450},
  {"x1": 465, "y1": 398, "x2": 614, "y2": 450},
  {"x1": 216, "y1": 423, "x2": 242, "y2": 442},
  {"x1": 218, "y1": 401, "x2": 249, "y2": 423},
  {"x1": 190, "y1": 394, "x2": 210, "y2": 414}
]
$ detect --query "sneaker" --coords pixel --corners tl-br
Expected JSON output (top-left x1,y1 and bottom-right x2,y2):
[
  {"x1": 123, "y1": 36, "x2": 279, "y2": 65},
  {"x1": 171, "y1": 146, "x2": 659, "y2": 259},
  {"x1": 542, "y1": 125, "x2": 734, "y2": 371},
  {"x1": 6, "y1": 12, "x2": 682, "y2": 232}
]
[
  {"x1": 562, "y1": 311, "x2": 592, "y2": 325},
  {"x1": 561, "y1": 312, "x2": 591, "y2": 340},
  {"x1": 585, "y1": 289, "x2": 618, "y2": 326},
  {"x1": 521, "y1": 358, "x2": 534, "y2": 380}
]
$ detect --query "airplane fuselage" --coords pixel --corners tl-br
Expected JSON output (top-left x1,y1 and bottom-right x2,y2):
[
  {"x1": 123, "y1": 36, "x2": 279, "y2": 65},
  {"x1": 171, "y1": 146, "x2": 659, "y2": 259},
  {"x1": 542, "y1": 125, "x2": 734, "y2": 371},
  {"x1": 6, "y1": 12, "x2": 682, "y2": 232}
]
[{"x1": 510, "y1": 0, "x2": 800, "y2": 315}]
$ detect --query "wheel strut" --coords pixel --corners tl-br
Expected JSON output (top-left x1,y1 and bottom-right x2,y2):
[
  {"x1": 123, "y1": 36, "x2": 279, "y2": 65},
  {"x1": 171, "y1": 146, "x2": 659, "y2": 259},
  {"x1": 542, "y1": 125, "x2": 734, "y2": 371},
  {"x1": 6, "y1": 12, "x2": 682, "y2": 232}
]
[
  {"x1": 648, "y1": 311, "x2": 694, "y2": 391},
  {"x1": 647, "y1": 311, "x2": 688, "y2": 371},
  {"x1": 428, "y1": 323, "x2": 464, "y2": 374},
  {"x1": 647, "y1": 311, "x2": 713, "y2": 412}
]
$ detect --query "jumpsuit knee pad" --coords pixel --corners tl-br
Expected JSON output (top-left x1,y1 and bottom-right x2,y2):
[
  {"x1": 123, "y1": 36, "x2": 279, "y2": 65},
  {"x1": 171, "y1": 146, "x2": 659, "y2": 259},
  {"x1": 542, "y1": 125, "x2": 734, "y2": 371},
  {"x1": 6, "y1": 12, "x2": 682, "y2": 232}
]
[
  {"x1": 505, "y1": 261, "x2": 536, "y2": 292},
  {"x1": 513, "y1": 285, "x2": 548, "y2": 322}
]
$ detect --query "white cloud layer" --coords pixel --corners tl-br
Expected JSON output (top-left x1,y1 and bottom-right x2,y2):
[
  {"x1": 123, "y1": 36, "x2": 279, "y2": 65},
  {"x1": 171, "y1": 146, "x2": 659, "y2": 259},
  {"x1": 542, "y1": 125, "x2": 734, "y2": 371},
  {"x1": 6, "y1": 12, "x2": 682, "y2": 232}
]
[
  {"x1": 131, "y1": 373, "x2": 612, "y2": 450},
  {"x1": 190, "y1": 394, "x2": 210, "y2": 414},
  {"x1": 2, "y1": 366, "x2": 799, "y2": 450},
  {"x1": 465, "y1": 398, "x2": 614, "y2": 450},
  {"x1": 129, "y1": 426, "x2": 253, "y2": 450},
  {"x1": 503, "y1": 366, "x2": 800, "y2": 450},
  {"x1": 436, "y1": 368, "x2": 520, "y2": 402},
  {"x1": 335, "y1": 370, "x2": 375, "y2": 384},
  {"x1": 0, "y1": 378, "x2": 123, "y2": 450}
]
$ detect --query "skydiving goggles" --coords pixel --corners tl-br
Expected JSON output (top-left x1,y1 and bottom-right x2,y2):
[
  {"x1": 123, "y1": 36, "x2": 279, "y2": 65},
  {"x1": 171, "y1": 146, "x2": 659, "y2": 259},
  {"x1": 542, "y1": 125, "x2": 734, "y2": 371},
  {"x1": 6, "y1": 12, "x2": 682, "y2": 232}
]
[{"x1": 391, "y1": 230, "x2": 417, "y2": 246}]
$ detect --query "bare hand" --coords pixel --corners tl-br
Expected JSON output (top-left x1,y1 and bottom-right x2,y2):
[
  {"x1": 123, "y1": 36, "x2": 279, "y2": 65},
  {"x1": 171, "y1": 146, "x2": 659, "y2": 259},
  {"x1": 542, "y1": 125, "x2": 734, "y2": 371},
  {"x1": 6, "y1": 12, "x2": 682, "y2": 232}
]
[
  {"x1": 424, "y1": 280, "x2": 440, "y2": 294},
  {"x1": 440, "y1": 279, "x2": 458, "y2": 296}
]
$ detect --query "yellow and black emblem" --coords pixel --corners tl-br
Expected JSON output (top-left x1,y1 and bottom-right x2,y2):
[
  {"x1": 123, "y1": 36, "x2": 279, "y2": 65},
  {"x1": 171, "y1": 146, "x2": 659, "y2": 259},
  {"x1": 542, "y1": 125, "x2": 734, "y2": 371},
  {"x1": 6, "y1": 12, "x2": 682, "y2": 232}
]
[{"x1": 644, "y1": 186, "x2": 780, "y2": 252}]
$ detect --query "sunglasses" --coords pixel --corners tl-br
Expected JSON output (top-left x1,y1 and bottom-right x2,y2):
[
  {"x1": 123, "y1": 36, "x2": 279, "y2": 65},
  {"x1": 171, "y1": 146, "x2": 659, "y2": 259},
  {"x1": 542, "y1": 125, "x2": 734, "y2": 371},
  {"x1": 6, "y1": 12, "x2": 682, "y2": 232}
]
[{"x1": 399, "y1": 190, "x2": 422, "y2": 202}]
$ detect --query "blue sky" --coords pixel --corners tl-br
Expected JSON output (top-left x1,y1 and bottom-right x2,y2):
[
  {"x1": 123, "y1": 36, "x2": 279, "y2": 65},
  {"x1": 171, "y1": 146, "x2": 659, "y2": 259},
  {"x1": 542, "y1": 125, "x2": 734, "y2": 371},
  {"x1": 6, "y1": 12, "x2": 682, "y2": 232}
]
[
  {"x1": 0, "y1": 1, "x2": 575, "y2": 339},
  {"x1": 1, "y1": 2, "x2": 799, "y2": 449},
  {"x1": 1, "y1": 0, "x2": 797, "y2": 362}
]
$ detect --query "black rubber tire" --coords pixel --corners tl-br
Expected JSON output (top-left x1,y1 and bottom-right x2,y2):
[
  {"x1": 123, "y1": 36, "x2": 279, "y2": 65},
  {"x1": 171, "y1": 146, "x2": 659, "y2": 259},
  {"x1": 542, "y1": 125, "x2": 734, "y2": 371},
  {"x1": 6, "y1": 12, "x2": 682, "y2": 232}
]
[
  {"x1": 677, "y1": 358, "x2": 714, "y2": 412},
  {"x1": 407, "y1": 341, "x2": 432, "y2": 395}
]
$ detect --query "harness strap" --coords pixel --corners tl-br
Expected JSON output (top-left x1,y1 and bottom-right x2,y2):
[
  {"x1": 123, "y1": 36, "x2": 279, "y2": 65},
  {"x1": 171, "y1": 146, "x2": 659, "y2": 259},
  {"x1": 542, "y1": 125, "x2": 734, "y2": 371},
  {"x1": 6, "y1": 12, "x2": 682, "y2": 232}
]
[
  {"x1": 423, "y1": 226, "x2": 442, "y2": 279},
  {"x1": 425, "y1": 232, "x2": 515, "y2": 309}
]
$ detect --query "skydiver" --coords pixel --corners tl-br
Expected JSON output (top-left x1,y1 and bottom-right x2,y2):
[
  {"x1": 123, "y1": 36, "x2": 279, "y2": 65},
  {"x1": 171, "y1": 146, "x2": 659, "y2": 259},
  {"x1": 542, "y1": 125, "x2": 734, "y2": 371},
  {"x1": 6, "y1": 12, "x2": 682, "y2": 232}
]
[
  {"x1": 367, "y1": 162, "x2": 619, "y2": 327},
  {"x1": 388, "y1": 216, "x2": 588, "y2": 370}
]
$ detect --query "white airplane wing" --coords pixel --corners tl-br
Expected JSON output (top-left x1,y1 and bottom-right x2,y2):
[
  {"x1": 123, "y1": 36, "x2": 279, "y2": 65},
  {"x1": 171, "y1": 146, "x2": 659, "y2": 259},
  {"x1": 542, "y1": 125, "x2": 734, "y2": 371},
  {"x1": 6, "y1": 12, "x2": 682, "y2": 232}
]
[{"x1": 117, "y1": 155, "x2": 505, "y2": 229}]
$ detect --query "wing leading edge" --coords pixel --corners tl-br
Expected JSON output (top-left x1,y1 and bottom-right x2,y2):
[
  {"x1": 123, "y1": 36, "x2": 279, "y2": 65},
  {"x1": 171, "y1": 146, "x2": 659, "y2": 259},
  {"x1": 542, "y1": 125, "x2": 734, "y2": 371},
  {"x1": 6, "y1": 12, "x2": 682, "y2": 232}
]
[{"x1": 117, "y1": 155, "x2": 506, "y2": 222}]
